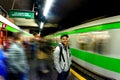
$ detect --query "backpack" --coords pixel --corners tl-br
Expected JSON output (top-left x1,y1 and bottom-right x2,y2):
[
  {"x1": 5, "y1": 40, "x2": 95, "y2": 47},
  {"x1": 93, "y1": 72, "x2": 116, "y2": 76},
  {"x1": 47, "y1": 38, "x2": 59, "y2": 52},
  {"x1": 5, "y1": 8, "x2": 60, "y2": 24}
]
[
  {"x1": 58, "y1": 44, "x2": 70, "y2": 62},
  {"x1": 58, "y1": 44, "x2": 65, "y2": 62}
]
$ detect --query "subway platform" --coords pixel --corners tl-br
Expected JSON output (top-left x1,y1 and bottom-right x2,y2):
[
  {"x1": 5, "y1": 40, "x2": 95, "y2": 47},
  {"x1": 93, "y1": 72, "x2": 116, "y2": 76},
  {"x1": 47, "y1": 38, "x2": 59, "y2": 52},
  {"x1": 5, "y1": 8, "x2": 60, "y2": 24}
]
[{"x1": 28, "y1": 59, "x2": 81, "y2": 80}]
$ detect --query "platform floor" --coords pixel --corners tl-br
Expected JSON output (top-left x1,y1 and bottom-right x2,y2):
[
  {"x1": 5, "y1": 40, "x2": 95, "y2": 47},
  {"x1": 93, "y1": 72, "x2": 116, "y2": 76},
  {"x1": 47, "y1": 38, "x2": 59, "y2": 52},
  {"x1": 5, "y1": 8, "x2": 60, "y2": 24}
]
[{"x1": 28, "y1": 59, "x2": 79, "y2": 80}]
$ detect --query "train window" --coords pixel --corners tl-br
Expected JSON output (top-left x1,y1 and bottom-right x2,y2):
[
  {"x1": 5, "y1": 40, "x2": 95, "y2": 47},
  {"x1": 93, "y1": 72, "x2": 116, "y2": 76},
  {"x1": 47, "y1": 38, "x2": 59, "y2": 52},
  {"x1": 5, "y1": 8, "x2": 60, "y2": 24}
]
[
  {"x1": 76, "y1": 31, "x2": 109, "y2": 54},
  {"x1": 74, "y1": 28, "x2": 120, "y2": 58}
]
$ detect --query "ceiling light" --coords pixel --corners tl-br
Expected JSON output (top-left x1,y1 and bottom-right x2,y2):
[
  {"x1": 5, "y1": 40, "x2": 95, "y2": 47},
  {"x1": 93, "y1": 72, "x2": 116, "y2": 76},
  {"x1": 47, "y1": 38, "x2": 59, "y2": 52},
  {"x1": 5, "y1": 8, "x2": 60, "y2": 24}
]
[
  {"x1": 43, "y1": 0, "x2": 54, "y2": 17},
  {"x1": 39, "y1": 22, "x2": 44, "y2": 29}
]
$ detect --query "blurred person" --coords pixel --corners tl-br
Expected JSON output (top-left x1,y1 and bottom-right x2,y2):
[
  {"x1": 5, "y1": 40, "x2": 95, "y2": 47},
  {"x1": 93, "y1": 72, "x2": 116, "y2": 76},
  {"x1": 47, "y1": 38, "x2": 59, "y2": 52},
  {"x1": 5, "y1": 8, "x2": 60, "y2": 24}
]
[
  {"x1": 53, "y1": 34, "x2": 72, "y2": 80},
  {"x1": 36, "y1": 40, "x2": 53, "y2": 80},
  {"x1": 29, "y1": 38, "x2": 37, "y2": 60},
  {"x1": 6, "y1": 32, "x2": 29, "y2": 80},
  {"x1": 0, "y1": 45, "x2": 7, "y2": 80},
  {"x1": 23, "y1": 40, "x2": 31, "y2": 60},
  {"x1": 4, "y1": 36, "x2": 14, "y2": 52},
  {"x1": 7, "y1": 36, "x2": 14, "y2": 45}
]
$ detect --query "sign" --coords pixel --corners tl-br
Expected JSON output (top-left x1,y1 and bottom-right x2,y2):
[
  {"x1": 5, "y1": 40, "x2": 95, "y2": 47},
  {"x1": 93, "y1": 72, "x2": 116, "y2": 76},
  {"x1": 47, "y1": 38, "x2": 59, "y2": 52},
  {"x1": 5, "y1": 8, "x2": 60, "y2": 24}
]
[{"x1": 9, "y1": 10, "x2": 34, "y2": 19}]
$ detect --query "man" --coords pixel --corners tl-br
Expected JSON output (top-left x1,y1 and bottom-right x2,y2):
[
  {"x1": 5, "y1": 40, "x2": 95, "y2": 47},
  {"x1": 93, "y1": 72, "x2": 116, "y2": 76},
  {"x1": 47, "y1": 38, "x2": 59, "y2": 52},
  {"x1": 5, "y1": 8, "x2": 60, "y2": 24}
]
[
  {"x1": 6, "y1": 32, "x2": 29, "y2": 80},
  {"x1": 53, "y1": 34, "x2": 72, "y2": 80}
]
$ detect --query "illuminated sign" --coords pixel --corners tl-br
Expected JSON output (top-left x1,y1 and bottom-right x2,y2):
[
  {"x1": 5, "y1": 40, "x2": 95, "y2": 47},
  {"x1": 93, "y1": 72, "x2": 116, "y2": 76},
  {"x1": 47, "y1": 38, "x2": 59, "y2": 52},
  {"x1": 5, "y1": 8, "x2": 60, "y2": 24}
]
[{"x1": 9, "y1": 10, "x2": 34, "y2": 19}]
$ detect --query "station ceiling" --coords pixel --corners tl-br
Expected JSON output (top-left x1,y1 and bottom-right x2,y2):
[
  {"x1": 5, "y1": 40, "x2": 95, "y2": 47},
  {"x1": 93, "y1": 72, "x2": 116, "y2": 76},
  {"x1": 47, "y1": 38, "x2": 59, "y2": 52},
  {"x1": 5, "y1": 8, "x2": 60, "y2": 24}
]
[{"x1": 0, "y1": 0, "x2": 120, "y2": 36}]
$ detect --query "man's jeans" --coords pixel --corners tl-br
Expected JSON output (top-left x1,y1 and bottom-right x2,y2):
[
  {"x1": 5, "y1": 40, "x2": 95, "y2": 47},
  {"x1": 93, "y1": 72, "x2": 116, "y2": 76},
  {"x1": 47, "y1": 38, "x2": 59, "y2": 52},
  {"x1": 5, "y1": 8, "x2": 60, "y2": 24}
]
[{"x1": 57, "y1": 70, "x2": 69, "y2": 80}]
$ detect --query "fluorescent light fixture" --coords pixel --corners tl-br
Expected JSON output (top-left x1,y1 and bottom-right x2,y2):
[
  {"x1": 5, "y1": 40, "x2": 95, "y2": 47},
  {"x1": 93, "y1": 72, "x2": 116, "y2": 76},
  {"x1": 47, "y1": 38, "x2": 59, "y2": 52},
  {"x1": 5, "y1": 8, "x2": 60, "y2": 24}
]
[
  {"x1": 40, "y1": 22, "x2": 44, "y2": 29},
  {"x1": 0, "y1": 15, "x2": 21, "y2": 31},
  {"x1": 43, "y1": 0, "x2": 54, "y2": 16}
]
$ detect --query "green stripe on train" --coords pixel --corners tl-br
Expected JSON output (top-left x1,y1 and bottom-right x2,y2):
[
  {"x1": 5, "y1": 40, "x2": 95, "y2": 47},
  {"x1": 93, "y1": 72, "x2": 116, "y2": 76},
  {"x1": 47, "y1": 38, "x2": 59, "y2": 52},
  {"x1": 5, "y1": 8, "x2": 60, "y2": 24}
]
[
  {"x1": 0, "y1": 21, "x2": 20, "y2": 32},
  {"x1": 55, "y1": 22, "x2": 120, "y2": 36},
  {"x1": 6, "y1": 25, "x2": 20, "y2": 32},
  {"x1": 71, "y1": 48, "x2": 120, "y2": 73},
  {"x1": 51, "y1": 43, "x2": 57, "y2": 46}
]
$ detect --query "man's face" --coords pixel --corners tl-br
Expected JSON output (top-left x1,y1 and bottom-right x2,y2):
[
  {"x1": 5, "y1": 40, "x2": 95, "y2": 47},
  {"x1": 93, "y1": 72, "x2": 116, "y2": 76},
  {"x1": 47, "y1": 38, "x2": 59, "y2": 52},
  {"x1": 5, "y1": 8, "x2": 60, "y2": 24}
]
[
  {"x1": 19, "y1": 34, "x2": 24, "y2": 42},
  {"x1": 61, "y1": 36, "x2": 68, "y2": 46}
]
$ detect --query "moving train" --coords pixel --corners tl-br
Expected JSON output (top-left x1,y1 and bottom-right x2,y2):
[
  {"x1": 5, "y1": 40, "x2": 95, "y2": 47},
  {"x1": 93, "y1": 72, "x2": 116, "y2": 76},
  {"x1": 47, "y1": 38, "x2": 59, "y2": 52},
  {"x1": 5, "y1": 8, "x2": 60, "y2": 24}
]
[
  {"x1": 45, "y1": 15, "x2": 120, "y2": 80},
  {"x1": 0, "y1": 14, "x2": 33, "y2": 49}
]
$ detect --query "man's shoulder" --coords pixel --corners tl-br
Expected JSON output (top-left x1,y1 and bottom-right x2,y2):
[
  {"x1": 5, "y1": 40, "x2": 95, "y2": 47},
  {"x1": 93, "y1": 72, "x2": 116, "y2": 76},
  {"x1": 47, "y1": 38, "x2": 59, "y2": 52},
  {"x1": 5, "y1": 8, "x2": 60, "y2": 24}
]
[{"x1": 9, "y1": 43, "x2": 19, "y2": 49}]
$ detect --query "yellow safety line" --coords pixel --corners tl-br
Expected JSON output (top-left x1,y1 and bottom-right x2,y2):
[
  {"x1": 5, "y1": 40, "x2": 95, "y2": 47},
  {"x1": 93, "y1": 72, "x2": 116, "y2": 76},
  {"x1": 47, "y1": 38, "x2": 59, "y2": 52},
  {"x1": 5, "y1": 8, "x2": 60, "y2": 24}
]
[{"x1": 70, "y1": 68, "x2": 86, "y2": 80}]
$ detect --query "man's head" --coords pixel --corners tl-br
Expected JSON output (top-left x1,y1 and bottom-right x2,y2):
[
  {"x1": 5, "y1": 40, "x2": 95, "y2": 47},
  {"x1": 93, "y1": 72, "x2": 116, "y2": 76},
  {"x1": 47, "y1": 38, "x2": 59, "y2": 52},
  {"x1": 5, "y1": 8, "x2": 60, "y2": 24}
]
[
  {"x1": 13, "y1": 32, "x2": 24, "y2": 42},
  {"x1": 60, "y1": 34, "x2": 69, "y2": 46}
]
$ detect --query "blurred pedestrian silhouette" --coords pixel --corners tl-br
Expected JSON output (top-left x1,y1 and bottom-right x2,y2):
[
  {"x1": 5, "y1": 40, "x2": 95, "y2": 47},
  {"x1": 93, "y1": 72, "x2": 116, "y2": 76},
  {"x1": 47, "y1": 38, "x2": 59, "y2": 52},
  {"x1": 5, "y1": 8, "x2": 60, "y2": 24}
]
[
  {"x1": 6, "y1": 32, "x2": 29, "y2": 80},
  {"x1": 0, "y1": 45, "x2": 7, "y2": 80}
]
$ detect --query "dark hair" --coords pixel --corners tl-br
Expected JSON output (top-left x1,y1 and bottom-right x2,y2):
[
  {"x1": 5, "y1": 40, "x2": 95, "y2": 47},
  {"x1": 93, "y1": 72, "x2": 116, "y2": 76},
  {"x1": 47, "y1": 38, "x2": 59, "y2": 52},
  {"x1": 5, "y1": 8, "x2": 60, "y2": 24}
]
[
  {"x1": 60, "y1": 34, "x2": 69, "y2": 39},
  {"x1": 13, "y1": 32, "x2": 23, "y2": 40},
  {"x1": 33, "y1": 32, "x2": 38, "y2": 36}
]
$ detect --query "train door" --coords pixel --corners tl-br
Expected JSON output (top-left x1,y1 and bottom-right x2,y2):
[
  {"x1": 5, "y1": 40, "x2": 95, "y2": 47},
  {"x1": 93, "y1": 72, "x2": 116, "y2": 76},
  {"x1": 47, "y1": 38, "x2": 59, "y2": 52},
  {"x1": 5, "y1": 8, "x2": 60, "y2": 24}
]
[{"x1": 0, "y1": 23, "x2": 8, "y2": 51}]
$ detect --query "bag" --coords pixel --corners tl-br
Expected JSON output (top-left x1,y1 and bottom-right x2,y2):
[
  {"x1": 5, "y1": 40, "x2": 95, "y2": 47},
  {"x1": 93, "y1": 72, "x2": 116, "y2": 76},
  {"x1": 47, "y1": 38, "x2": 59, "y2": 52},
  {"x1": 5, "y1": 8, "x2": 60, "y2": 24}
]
[
  {"x1": 58, "y1": 44, "x2": 70, "y2": 62},
  {"x1": 58, "y1": 44, "x2": 65, "y2": 62}
]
